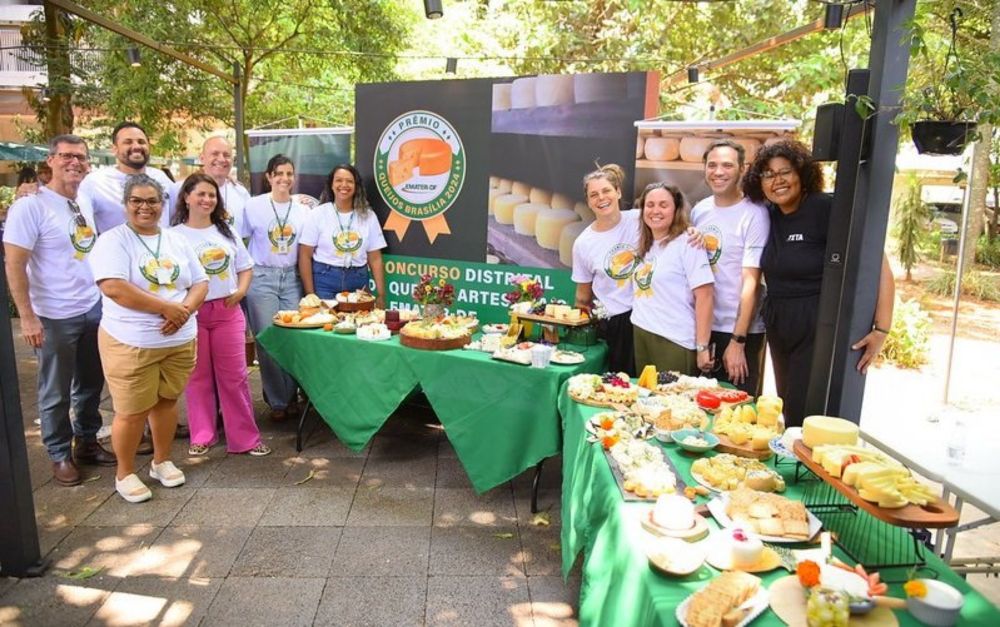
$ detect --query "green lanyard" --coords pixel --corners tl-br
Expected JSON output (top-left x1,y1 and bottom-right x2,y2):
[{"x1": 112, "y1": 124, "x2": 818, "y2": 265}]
[
  {"x1": 335, "y1": 208, "x2": 354, "y2": 235},
  {"x1": 128, "y1": 224, "x2": 162, "y2": 260},
  {"x1": 270, "y1": 197, "x2": 292, "y2": 235}
]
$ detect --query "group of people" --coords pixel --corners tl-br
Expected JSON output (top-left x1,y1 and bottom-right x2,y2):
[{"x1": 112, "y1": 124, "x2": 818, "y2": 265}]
[
  {"x1": 3, "y1": 122, "x2": 388, "y2": 503},
  {"x1": 571, "y1": 138, "x2": 895, "y2": 428}
]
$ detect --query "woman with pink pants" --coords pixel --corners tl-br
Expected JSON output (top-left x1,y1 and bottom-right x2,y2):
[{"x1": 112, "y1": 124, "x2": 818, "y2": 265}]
[{"x1": 172, "y1": 173, "x2": 270, "y2": 457}]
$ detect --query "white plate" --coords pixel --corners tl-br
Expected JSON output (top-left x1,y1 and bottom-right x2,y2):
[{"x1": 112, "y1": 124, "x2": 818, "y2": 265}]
[
  {"x1": 357, "y1": 330, "x2": 391, "y2": 342},
  {"x1": 482, "y1": 323, "x2": 509, "y2": 334},
  {"x1": 706, "y1": 494, "x2": 822, "y2": 543},
  {"x1": 551, "y1": 350, "x2": 585, "y2": 365},
  {"x1": 676, "y1": 582, "x2": 769, "y2": 627},
  {"x1": 769, "y1": 427, "x2": 801, "y2": 459}
]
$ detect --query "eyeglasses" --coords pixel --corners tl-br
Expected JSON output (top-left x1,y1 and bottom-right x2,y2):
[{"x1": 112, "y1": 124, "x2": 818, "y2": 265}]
[
  {"x1": 54, "y1": 152, "x2": 89, "y2": 164},
  {"x1": 762, "y1": 168, "x2": 795, "y2": 181},
  {"x1": 127, "y1": 197, "x2": 162, "y2": 209},
  {"x1": 67, "y1": 200, "x2": 87, "y2": 228}
]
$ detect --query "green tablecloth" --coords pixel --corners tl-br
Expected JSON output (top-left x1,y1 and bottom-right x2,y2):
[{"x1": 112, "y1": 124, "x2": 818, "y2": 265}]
[
  {"x1": 558, "y1": 388, "x2": 1000, "y2": 627},
  {"x1": 257, "y1": 327, "x2": 606, "y2": 492}
]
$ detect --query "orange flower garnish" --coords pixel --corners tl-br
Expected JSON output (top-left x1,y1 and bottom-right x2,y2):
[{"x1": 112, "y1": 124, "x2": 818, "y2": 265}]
[
  {"x1": 600, "y1": 417, "x2": 615, "y2": 430},
  {"x1": 904, "y1": 580, "x2": 927, "y2": 598},
  {"x1": 601, "y1": 435, "x2": 620, "y2": 450},
  {"x1": 797, "y1": 560, "x2": 821, "y2": 588}
]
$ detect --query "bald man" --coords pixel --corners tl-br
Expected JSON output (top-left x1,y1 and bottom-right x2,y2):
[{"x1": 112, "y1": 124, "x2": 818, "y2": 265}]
[{"x1": 171, "y1": 136, "x2": 250, "y2": 236}]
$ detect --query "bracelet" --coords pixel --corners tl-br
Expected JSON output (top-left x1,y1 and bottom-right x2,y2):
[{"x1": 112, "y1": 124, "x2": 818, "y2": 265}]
[{"x1": 872, "y1": 324, "x2": 890, "y2": 335}]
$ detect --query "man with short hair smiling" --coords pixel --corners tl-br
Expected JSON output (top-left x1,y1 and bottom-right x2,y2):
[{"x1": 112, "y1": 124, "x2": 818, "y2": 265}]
[
  {"x1": 4, "y1": 135, "x2": 115, "y2": 486},
  {"x1": 690, "y1": 140, "x2": 770, "y2": 395},
  {"x1": 171, "y1": 136, "x2": 249, "y2": 236},
  {"x1": 79, "y1": 121, "x2": 175, "y2": 234}
]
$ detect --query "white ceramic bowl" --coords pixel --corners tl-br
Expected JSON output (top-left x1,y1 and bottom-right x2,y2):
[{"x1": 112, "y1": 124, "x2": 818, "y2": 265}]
[{"x1": 906, "y1": 579, "x2": 963, "y2": 627}]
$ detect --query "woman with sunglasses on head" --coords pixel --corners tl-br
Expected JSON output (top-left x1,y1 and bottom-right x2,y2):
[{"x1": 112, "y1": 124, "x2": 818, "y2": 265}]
[
  {"x1": 630, "y1": 183, "x2": 714, "y2": 375},
  {"x1": 298, "y1": 164, "x2": 387, "y2": 307},
  {"x1": 171, "y1": 173, "x2": 269, "y2": 458},
  {"x1": 89, "y1": 174, "x2": 208, "y2": 503},
  {"x1": 571, "y1": 163, "x2": 640, "y2": 376},
  {"x1": 242, "y1": 154, "x2": 310, "y2": 422},
  {"x1": 742, "y1": 140, "x2": 894, "y2": 428}
]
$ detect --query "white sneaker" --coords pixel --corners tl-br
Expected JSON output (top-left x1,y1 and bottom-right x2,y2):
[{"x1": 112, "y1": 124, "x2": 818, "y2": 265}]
[
  {"x1": 116, "y1": 473, "x2": 152, "y2": 503},
  {"x1": 149, "y1": 460, "x2": 185, "y2": 488}
]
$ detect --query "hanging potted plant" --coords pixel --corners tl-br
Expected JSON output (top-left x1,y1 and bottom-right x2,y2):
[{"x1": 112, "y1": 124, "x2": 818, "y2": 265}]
[{"x1": 900, "y1": 9, "x2": 980, "y2": 156}]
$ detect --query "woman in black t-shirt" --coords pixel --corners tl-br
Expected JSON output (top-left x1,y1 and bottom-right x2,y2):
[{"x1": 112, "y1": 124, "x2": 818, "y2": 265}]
[{"x1": 742, "y1": 140, "x2": 895, "y2": 427}]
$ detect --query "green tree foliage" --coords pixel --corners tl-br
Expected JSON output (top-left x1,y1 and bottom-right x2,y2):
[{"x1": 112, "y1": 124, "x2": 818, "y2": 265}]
[{"x1": 892, "y1": 173, "x2": 931, "y2": 281}]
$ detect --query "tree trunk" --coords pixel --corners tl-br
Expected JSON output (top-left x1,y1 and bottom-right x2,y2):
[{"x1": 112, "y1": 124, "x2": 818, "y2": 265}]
[{"x1": 42, "y1": 1, "x2": 74, "y2": 136}]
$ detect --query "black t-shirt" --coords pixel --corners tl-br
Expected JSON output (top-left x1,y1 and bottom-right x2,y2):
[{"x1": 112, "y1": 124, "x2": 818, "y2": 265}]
[{"x1": 760, "y1": 192, "x2": 831, "y2": 299}]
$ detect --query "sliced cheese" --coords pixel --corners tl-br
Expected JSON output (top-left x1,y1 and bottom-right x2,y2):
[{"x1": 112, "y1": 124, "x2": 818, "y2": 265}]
[
  {"x1": 680, "y1": 136, "x2": 713, "y2": 163},
  {"x1": 388, "y1": 159, "x2": 415, "y2": 187},
  {"x1": 550, "y1": 193, "x2": 574, "y2": 211},
  {"x1": 398, "y1": 138, "x2": 452, "y2": 176},
  {"x1": 802, "y1": 416, "x2": 860, "y2": 448},
  {"x1": 493, "y1": 193, "x2": 528, "y2": 225},
  {"x1": 511, "y1": 77, "x2": 536, "y2": 109},
  {"x1": 535, "y1": 74, "x2": 574, "y2": 107},
  {"x1": 513, "y1": 203, "x2": 547, "y2": 235},
  {"x1": 559, "y1": 220, "x2": 589, "y2": 266},
  {"x1": 496, "y1": 178, "x2": 513, "y2": 194},
  {"x1": 637, "y1": 365, "x2": 657, "y2": 390},
  {"x1": 492, "y1": 83, "x2": 512, "y2": 111},
  {"x1": 529, "y1": 188, "x2": 552, "y2": 205},
  {"x1": 536, "y1": 209, "x2": 579, "y2": 250},
  {"x1": 643, "y1": 137, "x2": 680, "y2": 162},
  {"x1": 511, "y1": 181, "x2": 531, "y2": 197},
  {"x1": 574, "y1": 201, "x2": 596, "y2": 223},
  {"x1": 573, "y1": 73, "x2": 626, "y2": 104}
]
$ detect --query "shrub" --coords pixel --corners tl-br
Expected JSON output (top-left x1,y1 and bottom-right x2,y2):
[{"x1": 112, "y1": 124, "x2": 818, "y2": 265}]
[
  {"x1": 880, "y1": 299, "x2": 931, "y2": 369},
  {"x1": 975, "y1": 234, "x2": 1000, "y2": 269},
  {"x1": 925, "y1": 269, "x2": 1000, "y2": 302},
  {"x1": 892, "y1": 175, "x2": 931, "y2": 280}
]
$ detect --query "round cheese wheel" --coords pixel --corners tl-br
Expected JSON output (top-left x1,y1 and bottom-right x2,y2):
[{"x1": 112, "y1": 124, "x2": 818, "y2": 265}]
[
  {"x1": 574, "y1": 201, "x2": 596, "y2": 223},
  {"x1": 493, "y1": 193, "x2": 528, "y2": 225},
  {"x1": 535, "y1": 74, "x2": 574, "y2": 107},
  {"x1": 550, "y1": 193, "x2": 574, "y2": 211},
  {"x1": 535, "y1": 209, "x2": 579, "y2": 250},
  {"x1": 802, "y1": 415, "x2": 860, "y2": 448},
  {"x1": 492, "y1": 83, "x2": 512, "y2": 111},
  {"x1": 680, "y1": 136, "x2": 713, "y2": 163},
  {"x1": 574, "y1": 73, "x2": 626, "y2": 104},
  {"x1": 496, "y1": 178, "x2": 513, "y2": 194},
  {"x1": 636, "y1": 135, "x2": 645, "y2": 159},
  {"x1": 644, "y1": 137, "x2": 680, "y2": 162},
  {"x1": 511, "y1": 77, "x2": 536, "y2": 109},
  {"x1": 734, "y1": 138, "x2": 762, "y2": 164},
  {"x1": 513, "y1": 203, "x2": 548, "y2": 235},
  {"x1": 511, "y1": 181, "x2": 531, "y2": 197},
  {"x1": 559, "y1": 220, "x2": 590, "y2": 267},
  {"x1": 488, "y1": 188, "x2": 502, "y2": 215},
  {"x1": 529, "y1": 188, "x2": 552, "y2": 205}
]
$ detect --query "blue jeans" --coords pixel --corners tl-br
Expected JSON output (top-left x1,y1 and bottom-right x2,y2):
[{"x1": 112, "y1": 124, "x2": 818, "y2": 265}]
[
  {"x1": 312, "y1": 261, "x2": 370, "y2": 299},
  {"x1": 37, "y1": 300, "x2": 105, "y2": 462},
  {"x1": 245, "y1": 265, "x2": 302, "y2": 410}
]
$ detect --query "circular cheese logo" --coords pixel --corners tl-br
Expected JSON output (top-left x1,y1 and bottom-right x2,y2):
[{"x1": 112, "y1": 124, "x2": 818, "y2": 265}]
[
  {"x1": 196, "y1": 242, "x2": 230, "y2": 275},
  {"x1": 334, "y1": 230, "x2": 363, "y2": 253},
  {"x1": 139, "y1": 254, "x2": 181, "y2": 286},
  {"x1": 68, "y1": 217, "x2": 96, "y2": 254},
  {"x1": 268, "y1": 220, "x2": 296, "y2": 247},
  {"x1": 293, "y1": 193, "x2": 319, "y2": 209},
  {"x1": 373, "y1": 110, "x2": 466, "y2": 222},
  {"x1": 633, "y1": 258, "x2": 655, "y2": 291},
  {"x1": 603, "y1": 243, "x2": 639, "y2": 281},
  {"x1": 702, "y1": 224, "x2": 723, "y2": 267}
]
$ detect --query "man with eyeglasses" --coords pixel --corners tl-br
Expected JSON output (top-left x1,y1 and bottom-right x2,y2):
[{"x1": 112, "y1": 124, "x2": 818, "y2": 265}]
[
  {"x1": 3, "y1": 134, "x2": 116, "y2": 486},
  {"x1": 689, "y1": 139, "x2": 769, "y2": 395},
  {"x1": 80, "y1": 121, "x2": 174, "y2": 234},
  {"x1": 170, "y1": 136, "x2": 250, "y2": 236}
]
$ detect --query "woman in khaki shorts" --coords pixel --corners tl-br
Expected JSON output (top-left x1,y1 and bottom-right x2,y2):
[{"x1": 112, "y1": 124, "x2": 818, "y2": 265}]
[{"x1": 89, "y1": 174, "x2": 209, "y2": 503}]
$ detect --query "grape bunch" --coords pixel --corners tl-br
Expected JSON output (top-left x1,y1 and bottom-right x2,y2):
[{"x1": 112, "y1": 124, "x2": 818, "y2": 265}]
[
  {"x1": 656, "y1": 371, "x2": 679, "y2": 385},
  {"x1": 601, "y1": 372, "x2": 629, "y2": 387}
]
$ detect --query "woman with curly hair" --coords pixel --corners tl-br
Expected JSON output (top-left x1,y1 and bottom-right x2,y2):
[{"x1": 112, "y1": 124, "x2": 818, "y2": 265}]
[{"x1": 742, "y1": 140, "x2": 894, "y2": 427}]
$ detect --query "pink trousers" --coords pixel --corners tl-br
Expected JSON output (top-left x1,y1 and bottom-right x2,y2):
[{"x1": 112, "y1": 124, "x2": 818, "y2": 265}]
[{"x1": 185, "y1": 298, "x2": 262, "y2": 453}]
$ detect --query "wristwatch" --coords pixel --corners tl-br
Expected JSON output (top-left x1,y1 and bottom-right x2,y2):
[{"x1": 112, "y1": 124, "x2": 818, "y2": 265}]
[
  {"x1": 695, "y1": 343, "x2": 710, "y2": 353},
  {"x1": 732, "y1": 334, "x2": 747, "y2": 344}
]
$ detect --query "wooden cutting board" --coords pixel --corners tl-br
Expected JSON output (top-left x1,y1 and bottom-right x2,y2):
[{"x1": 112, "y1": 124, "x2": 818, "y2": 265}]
[{"x1": 769, "y1": 575, "x2": 899, "y2": 627}]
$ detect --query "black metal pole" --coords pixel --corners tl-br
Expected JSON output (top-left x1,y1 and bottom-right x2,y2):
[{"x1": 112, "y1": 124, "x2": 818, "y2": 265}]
[
  {"x1": 806, "y1": 0, "x2": 917, "y2": 422},
  {"x1": 0, "y1": 263, "x2": 47, "y2": 577}
]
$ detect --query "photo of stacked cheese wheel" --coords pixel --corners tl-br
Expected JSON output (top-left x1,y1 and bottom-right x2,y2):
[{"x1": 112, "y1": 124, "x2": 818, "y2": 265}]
[
  {"x1": 632, "y1": 121, "x2": 800, "y2": 209},
  {"x1": 487, "y1": 177, "x2": 593, "y2": 268}
]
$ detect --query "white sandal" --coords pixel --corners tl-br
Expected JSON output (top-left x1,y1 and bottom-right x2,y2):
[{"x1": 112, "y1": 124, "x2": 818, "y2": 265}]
[
  {"x1": 116, "y1": 473, "x2": 152, "y2": 503},
  {"x1": 149, "y1": 460, "x2": 186, "y2": 488}
]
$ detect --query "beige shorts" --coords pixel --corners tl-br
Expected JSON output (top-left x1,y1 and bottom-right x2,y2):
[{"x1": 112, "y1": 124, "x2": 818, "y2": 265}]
[{"x1": 98, "y1": 328, "x2": 197, "y2": 415}]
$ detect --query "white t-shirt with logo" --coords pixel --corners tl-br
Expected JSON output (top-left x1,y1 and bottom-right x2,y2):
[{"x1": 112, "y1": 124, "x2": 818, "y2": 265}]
[
  {"x1": 170, "y1": 179, "x2": 250, "y2": 237},
  {"x1": 690, "y1": 196, "x2": 769, "y2": 334},
  {"x1": 2, "y1": 186, "x2": 100, "y2": 319},
  {"x1": 89, "y1": 225, "x2": 208, "y2": 348},
  {"x1": 300, "y1": 203, "x2": 387, "y2": 268},
  {"x1": 630, "y1": 236, "x2": 715, "y2": 350},
  {"x1": 570, "y1": 209, "x2": 641, "y2": 316},
  {"x1": 79, "y1": 166, "x2": 175, "y2": 234},
  {"x1": 243, "y1": 194, "x2": 310, "y2": 268},
  {"x1": 172, "y1": 223, "x2": 253, "y2": 302}
]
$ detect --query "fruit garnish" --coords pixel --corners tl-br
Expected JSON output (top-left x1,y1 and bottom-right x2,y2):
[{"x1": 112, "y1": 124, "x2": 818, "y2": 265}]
[
  {"x1": 903, "y1": 580, "x2": 927, "y2": 598},
  {"x1": 600, "y1": 417, "x2": 615, "y2": 431},
  {"x1": 732, "y1": 528, "x2": 748, "y2": 542},
  {"x1": 601, "y1": 435, "x2": 620, "y2": 450},
  {"x1": 797, "y1": 560, "x2": 821, "y2": 588},
  {"x1": 696, "y1": 390, "x2": 721, "y2": 409}
]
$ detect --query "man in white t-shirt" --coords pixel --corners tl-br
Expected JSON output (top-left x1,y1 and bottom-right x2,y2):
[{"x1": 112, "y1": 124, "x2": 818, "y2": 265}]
[
  {"x1": 170, "y1": 136, "x2": 250, "y2": 236},
  {"x1": 690, "y1": 139, "x2": 770, "y2": 395},
  {"x1": 3, "y1": 134, "x2": 116, "y2": 486},
  {"x1": 79, "y1": 121, "x2": 175, "y2": 234}
]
